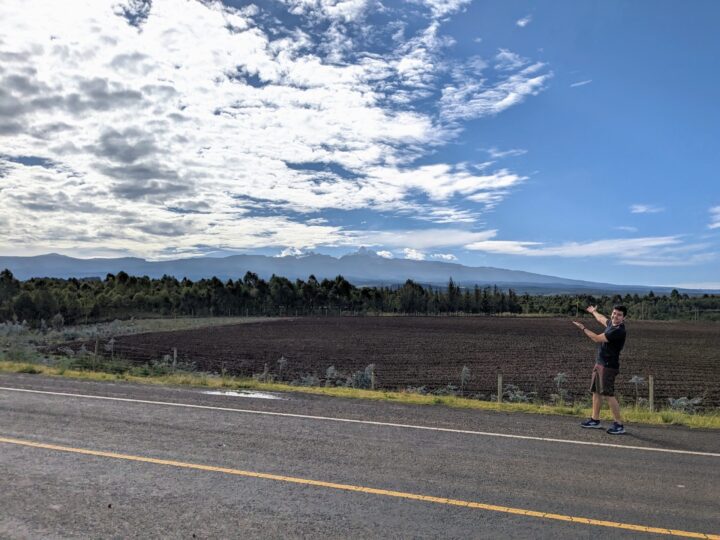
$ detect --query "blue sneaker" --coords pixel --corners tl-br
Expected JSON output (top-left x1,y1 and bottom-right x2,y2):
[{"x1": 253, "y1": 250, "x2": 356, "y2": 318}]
[
  {"x1": 581, "y1": 418, "x2": 602, "y2": 429},
  {"x1": 606, "y1": 422, "x2": 626, "y2": 435}
]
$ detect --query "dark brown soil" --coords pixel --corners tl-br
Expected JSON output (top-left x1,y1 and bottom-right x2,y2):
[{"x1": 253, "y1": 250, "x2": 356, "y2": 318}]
[{"x1": 106, "y1": 316, "x2": 720, "y2": 405}]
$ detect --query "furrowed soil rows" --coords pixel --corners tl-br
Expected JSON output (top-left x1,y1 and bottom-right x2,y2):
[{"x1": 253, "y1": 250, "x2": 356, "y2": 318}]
[{"x1": 107, "y1": 317, "x2": 720, "y2": 405}]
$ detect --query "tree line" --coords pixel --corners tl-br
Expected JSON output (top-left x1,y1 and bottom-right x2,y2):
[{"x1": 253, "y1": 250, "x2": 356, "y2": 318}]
[{"x1": 1, "y1": 268, "x2": 718, "y2": 327}]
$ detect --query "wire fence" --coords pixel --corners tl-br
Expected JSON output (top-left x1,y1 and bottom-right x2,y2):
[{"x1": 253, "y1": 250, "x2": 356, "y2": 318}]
[{"x1": 48, "y1": 337, "x2": 719, "y2": 411}]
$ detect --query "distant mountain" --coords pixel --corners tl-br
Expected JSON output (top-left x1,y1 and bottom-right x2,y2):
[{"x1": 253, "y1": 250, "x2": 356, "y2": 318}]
[{"x1": 0, "y1": 251, "x2": 713, "y2": 295}]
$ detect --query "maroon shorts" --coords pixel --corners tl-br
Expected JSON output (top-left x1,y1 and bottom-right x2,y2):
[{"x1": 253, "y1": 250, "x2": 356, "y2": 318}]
[{"x1": 590, "y1": 364, "x2": 618, "y2": 397}]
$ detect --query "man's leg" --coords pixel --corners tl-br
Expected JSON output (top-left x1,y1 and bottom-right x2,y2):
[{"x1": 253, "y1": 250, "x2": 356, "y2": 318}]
[
  {"x1": 592, "y1": 392, "x2": 602, "y2": 420},
  {"x1": 606, "y1": 396, "x2": 623, "y2": 423}
]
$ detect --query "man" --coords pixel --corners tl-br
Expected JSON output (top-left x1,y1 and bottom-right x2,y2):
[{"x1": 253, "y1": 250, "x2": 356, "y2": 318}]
[{"x1": 572, "y1": 305, "x2": 627, "y2": 435}]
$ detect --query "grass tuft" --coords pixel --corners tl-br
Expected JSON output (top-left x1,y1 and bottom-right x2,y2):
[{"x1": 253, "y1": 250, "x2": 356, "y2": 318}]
[{"x1": 16, "y1": 365, "x2": 42, "y2": 374}]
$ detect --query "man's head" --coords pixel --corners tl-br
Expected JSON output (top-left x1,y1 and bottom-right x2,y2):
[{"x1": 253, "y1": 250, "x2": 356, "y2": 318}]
[{"x1": 611, "y1": 305, "x2": 627, "y2": 326}]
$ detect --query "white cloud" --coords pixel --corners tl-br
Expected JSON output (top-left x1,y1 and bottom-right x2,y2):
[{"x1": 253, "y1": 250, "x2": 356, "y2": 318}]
[
  {"x1": 516, "y1": 15, "x2": 532, "y2": 28},
  {"x1": 365, "y1": 164, "x2": 525, "y2": 203},
  {"x1": 376, "y1": 250, "x2": 393, "y2": 258},
  {"x1": 416, "y1": 206, "x2": 479, "y2": 223},
  {"x1": 0, "y1": 0, "x2": 550, "y2": 258},
  {"x1": 485, "y1": 147, "x2": 527, "y2": 159},
  {"x1": 709, "y1": 206, "x2": 720, "y2": 229},
  {"x1": 630, "y1": 204, "x2": 664, "y2": 214},
  {"x1": 462, "y1": 235, "x2": 714, "y2": 268},
  {"x1": 466, "y1": 235, "x2": 681, "y2": 257},
  {"x1": 494, "y1": 49, "x2": 527, "y2": 71},
  {"x1": 281, "y1": 0, "x2": 373, "y2": 22},
  {"x1": 666, "y1": 282, "x2": 720, "y2": 290},
  {"x1": 441, "y1": 62, "x2": 552, "y2": 121},
  {"x1": 431, "y1": 253, "x2": 457, "y2": 261},
  {"x1": 570, "y1": 79, "x2": 592, "y2": 88},
  {"x1": 403, "y1": 248, "x2": 426, "y2": 260},
  {"x1": 359, "y1": 228, "x2": 497, "y2": 250},
  {"x1": 306, "y1": 218, "x2": 329, "y2": 225},
  {"x1": 464, "y1": 239, "x2": 542, "y2": 255},
  {"x1": 277, "y1": 247, "x2": 306, "y2": 257},
  {"x1": 615, "y1": 226, "x2": 638, "y2": 233},
  {"x1": 411, "y1": 0, "x2": 472, "y2": 18},
  {"x1": 619, "y1": 253, "x2": 717, "y2": 267}
]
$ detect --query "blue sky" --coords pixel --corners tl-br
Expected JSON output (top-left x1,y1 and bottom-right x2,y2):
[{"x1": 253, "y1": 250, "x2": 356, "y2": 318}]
[{"x1": 1, "y1": 0, "x2": 718, "y2": 288}]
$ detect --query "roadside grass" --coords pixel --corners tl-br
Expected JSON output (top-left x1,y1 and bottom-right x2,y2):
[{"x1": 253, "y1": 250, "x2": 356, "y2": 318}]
[{"x1": 1, "y1": 360, "x2": 718, "y2": 429}]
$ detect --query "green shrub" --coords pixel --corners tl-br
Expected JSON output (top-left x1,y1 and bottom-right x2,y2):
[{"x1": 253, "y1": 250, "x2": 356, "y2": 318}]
[
  {"x1": 291, "y1": 375, "x2": 322, "y2": 387},
  {"x1": 667, "y1": 397, "x2": 703, "y2": 414},
  {"x1": 503, "y1": 384, "x2": 536, "y2": 403}
]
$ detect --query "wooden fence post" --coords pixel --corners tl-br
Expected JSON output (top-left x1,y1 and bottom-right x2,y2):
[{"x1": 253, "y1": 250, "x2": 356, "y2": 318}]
[
  {"x1": 497, "y1": 373, "x2": 502, "y2": 403},
  {"x1": 648, "y1": 375, "x2": 654, "y2": 412},
  {"x1": 172, "y1": 348, "x2": 177, "y2": 372}
]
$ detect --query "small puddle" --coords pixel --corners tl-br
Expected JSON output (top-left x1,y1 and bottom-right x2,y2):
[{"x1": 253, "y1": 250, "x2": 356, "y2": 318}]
[{"x1": 202, "y1": 390, "x2": 285, "y2": 400}]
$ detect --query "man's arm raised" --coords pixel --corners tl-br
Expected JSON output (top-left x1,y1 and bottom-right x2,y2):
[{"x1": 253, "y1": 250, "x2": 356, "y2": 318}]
[
  {"x1": 572, "y1": 321, "x2": 609, "y2": 343},
  {"x1": 587, "y1": 305, "x2": 608, "y2": 326}
]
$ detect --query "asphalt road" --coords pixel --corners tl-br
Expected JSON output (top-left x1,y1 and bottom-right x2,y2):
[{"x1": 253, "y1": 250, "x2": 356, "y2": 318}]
[{"x1": 0, "y1": 373, "x2": 718, "y2": 539}]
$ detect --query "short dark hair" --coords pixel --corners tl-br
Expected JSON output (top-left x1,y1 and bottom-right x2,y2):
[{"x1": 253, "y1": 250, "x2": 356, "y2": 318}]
[{"x1": 613, "y1": 305, "x2": 627, "y2": 316}]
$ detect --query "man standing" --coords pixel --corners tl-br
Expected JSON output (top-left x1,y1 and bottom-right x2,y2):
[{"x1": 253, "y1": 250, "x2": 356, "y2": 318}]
[{"x1": 573, "y1": 305, "x2": 627, "y2": 435}]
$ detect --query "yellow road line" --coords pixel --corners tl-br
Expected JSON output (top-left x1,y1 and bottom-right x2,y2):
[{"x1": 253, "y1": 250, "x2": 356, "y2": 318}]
[{"x1": 1, "y1": 436, "x2": 717, "y2": 539}]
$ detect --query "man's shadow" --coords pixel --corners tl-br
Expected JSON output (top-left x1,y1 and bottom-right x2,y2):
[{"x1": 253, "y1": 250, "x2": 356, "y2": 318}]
[{"x1": 622, "y1": 426, "x2": 711, "y2": 453}]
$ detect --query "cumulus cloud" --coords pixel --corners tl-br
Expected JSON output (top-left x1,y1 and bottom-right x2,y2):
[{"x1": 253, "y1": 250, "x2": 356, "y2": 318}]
[
  {"x1": 376, "y1": 250, "x2": 393, "y2": 258},
  {"x1": 403, "y1": 248, "x2": 426, "y2": 260},
  {"x1": 363, "y1": 164, "x2": 526, "y2": 207},
  {"x1": 431, "y1": 253, "x2": 457, "y2": 261},
  {"x1": 0, "y1": 0, "x2": 550, "y2": 259},
  {"x1": 277, "y1": 246, "x2": 306, "y2": 257},
  {"x1": 281, "y1": 0, "x2": 373, "y2": 22},
  {"x1": 410, "y1": 0, "x2": 472, "y2": 18},
  {"x1": 516, "y1": 15, "x2": 532, "y2": 28}
]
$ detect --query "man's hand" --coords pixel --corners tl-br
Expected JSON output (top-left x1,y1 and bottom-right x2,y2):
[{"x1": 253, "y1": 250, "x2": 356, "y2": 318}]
[
  {"x1": 574, "y1": 320, "x2": 608, "y2": 343},
  {"x1": 586, "y1": 305, "x2": 608, "y2": 326}
]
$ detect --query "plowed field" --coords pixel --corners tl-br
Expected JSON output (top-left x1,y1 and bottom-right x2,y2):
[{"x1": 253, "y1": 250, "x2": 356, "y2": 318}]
[{"x1": 106, "y1": 316, "x2": 720, "y2": 406}]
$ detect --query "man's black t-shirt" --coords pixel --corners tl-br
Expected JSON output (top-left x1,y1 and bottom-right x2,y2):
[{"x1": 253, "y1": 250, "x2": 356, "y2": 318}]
[{"x1": 596, "y1": 322, "x2": 626, "y2": 370}]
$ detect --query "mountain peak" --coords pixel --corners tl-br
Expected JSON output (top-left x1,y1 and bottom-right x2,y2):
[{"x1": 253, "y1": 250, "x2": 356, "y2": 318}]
[{"x1": 345, "y1": 246, "x2": 379, "y2": 258}]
